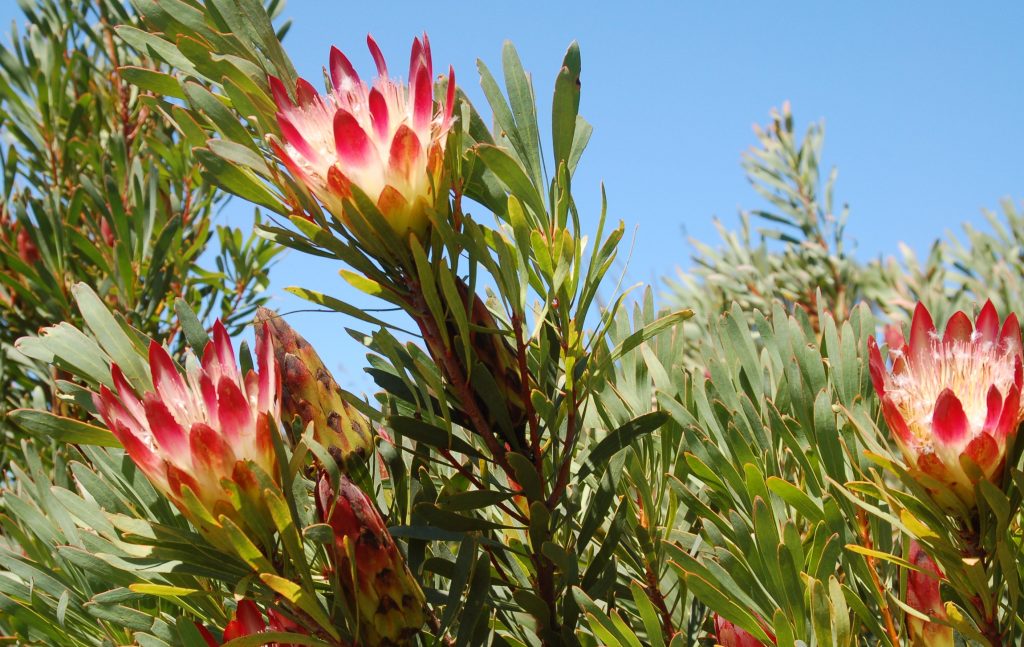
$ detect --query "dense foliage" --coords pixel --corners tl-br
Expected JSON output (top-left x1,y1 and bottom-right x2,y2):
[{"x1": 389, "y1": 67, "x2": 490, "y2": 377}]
[{"x1": 2, "y1": 2, "x2": 1023, "y2": 646}]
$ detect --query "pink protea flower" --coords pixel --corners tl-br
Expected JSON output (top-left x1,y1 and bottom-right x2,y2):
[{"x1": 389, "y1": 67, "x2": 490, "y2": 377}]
[
  {"x1": 868, "y1": 301, "x2": 1024, "y2": 507},
  {"x1": 906, "y1": 541, "x2": 953, "y2": 647},
  {"x1": 93, "y1": 321, "x2": 281, "y2": 526},
  {"x1": 269, "y1": 34, "x2": 456, "y2": 242},
  {"x1": 713, "y1": 615, "x2": 771, "y2": 647}
]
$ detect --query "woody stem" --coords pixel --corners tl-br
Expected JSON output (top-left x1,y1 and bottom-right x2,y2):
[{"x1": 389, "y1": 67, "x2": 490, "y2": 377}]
[{"x1": 960, "y1": 522, "x2": 1003, "y2": 647}]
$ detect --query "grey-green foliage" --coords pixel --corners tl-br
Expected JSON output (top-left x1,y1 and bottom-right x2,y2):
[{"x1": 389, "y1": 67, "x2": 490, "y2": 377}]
[
  {"x1": 664, "y1": 101, "x2": 1024, "y2": 361},
  {"x1": 0, "y1": 437, "x2": 245, "y2": 645},
  {"x1": 666, "y1": 103, "x2": 860, "y2": 362},
  {"x1": 0, "y1": 0, "x2": 281, "y2": 459},
  {"x1": 600, "y1": 290, "x2": 1020, "y2": 643}
]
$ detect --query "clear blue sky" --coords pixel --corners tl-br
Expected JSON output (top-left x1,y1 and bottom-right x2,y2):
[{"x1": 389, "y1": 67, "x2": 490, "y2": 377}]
[{"x1": 4, "y1": 3, "x2": 1023, "y2": 394}]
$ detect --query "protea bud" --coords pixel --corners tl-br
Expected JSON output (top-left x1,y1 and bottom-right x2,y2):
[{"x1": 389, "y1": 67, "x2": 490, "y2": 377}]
[
  {"x1": 316, "y1": 473, "x2": 426, "y2": 646},
  {"x1": 906, "y1": 541, "x2": 953, "y2": 647},
  {"x1": 269, "y1": 34, "x2": 455, "y2": 244},
  {"x1": 868, "y1": 301, "x2": 1024, "y2": 507},
  {"x1": 255, "y1": 307, "x2": 373, "y2": 463},
  {"x1": 443, "y1": 278, "x2": 530, "y2": 451},
  {"x1": 713, "y1": 615, "x2": 772, "y2": 647},
  {"x1": 92, "y1": 321, "x2": 281, "y2": 538}
]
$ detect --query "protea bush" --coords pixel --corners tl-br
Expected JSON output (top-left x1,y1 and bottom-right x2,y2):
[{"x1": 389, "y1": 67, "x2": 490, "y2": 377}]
[{"x1": 4, "y1": 1, "x2": 1024, "y2": 646}]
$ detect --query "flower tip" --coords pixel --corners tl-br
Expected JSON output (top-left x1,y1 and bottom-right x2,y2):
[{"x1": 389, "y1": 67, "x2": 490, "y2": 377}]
[
  {"x1": 942, "y1": 310, "x2": 973, "y2": 345},
  {"x1": 444, "y1": 65, "x2": 456, "y2": 123},
  {"x1": 267, "y1": 75, "x2": 292, "y2": 110},
  {"x1": 909, "y1": 302, "x2": 936, "y2": 366},
  {"x1": 976, "y1": 299, "x2": 1000, "y2": 341},
  {"x1": 366, "y1": 34, "x2": 388, "y2": 76},
  {"x1": 295, "y1": 77, "x2": 321, "y2": 107}
]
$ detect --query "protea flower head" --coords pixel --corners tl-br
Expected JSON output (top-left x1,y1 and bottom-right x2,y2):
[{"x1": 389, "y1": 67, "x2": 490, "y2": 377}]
[
  {"x1": 269, "y1": 34, "x2": 456, "y2": 243},
  {"x1": 906, "y1": 541, "x2": 953, "y2": 647},
  {"x1": 255, "y1": 308, "x2": 373, "y2": 463},
  {"x1": 316, "y1": 473, "x2": 426, "y2": 646},
  {"x1": 713, "y1": 615, "x2": 771, "y2": 647},
  {"x1": 868, "y1": 301, "x2": 1024, "y2": 507},
  {"x1": 92, "y1": 321, "x2": 281, "y2": 533}
]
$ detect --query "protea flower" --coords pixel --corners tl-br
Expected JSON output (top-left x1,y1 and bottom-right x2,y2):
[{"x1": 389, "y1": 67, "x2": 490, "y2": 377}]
[
  {"x1": 269, "y1": 34, "x2": 456, "y2": 243},
  {"x1": 316, "y1": 473, "x2": 426, "y2": 646},
  {"x1": 713, "y1": 615, "x2": 771, "y2": 647},
  {"x1": 92, "y1": 321, "x2": 281, "y2": 533},
  {"x1": 255, "y1": 307, "x2": 373, "y2": 463},
  {"x1": 868, "y1": 301, "x2": 1024, "y2": 507},
  {"x1": 906, "y1": 541, "x2": 953, "y2": 647}
]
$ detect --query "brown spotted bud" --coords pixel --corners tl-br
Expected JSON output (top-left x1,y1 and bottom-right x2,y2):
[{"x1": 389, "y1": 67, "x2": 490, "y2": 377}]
[
  {"x1": 255, "y1": 308, "x2": 373, "y2": 464},
  {"x1": 316, "y1": 473, "x2": 426, "y2": 645}
]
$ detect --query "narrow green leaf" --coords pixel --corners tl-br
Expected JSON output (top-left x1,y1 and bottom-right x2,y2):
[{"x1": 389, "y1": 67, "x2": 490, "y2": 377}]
[{"x1": 8, "y1": 410, "x2": 120, "y2": 447}]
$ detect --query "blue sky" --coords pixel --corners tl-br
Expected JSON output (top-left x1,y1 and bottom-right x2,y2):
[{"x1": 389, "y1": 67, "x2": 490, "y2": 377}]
[{"x1": 4, "y1": 3, "x2": 1023, "y2": 394}]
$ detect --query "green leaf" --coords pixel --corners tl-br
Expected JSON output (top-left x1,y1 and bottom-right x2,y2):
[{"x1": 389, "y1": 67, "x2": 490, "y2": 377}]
[
  {"x1": 285, "y1": 286, "x2": 406, "y2": 333},
  {"x1": 388, "y1": 415, "x2": 484, "y2": 460},
  {"x1": 413, "y1": 503, "x2": 515, "y2": 532},
  {"x1": 174, "y1": 298, "x2": 211, "y2": 350},
  {"x1": 506, "y1": 452, "x2": 543, "y2": 501},
  {"x1": 454, "y1": 553, "x2": 491, "y2": 647},
  {"x1": 7, "y1": 410, "x2": 120, "y2": 447},
  {"x1": 680, "y1": 572, "x2": 774, "y2": 643},
  {"x1": 551, "y1": 42, "x2": 581, "y2": 169},
  {"x1": 16, "y1": 323, "x2": 113, "y2": 388},
  {"x1": 629, "y1": 581, "x2": 666, "y2": 647},
  {"x1": 195, "y1": 148, "x2": 286, "y2": 214},
  {"x1": 577, "y1": 411, "x2": 668, "y2": 482},
  {"x1": 592, "y1": 309, "x2": 693, "y2": 380},
  {"x1": 440, "y1": 537, "x2": 476, "y2": 631},
  {"x1": 472, "y1": 143, "x2": 546, "y2": 220},
  {"x1": 766, "y1": 476, "x2": 824, "y2": 523},
  {"x1": 436, "y1": 489, "x2": 515, "y2": 513},
  {"x1": 128, "y1": 584, "x2": 202, "y2": 597},
  {"x1": 501, "y1": 41, "x2": 542, "y2": 187},
  {"x1": 120, "y1": 66, "x2": 185, "y2": 99}
]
